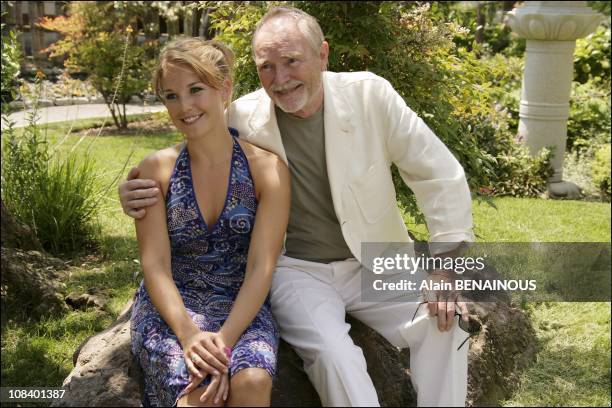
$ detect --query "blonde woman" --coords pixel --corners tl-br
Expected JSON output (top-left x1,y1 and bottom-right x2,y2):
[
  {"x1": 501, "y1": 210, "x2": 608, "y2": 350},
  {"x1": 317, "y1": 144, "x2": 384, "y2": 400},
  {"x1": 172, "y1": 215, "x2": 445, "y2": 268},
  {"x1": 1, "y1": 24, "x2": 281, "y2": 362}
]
[{"x1": 130, "y1": 37, "x2": 289, "y2": 407}]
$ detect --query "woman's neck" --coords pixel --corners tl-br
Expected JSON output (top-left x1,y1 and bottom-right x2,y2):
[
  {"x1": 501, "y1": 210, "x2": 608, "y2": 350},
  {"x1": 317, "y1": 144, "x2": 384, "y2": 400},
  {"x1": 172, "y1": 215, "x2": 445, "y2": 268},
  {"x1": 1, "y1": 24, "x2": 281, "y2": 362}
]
[{"x1": 186, "y1": 125, "x2": 233, "y2": 167}]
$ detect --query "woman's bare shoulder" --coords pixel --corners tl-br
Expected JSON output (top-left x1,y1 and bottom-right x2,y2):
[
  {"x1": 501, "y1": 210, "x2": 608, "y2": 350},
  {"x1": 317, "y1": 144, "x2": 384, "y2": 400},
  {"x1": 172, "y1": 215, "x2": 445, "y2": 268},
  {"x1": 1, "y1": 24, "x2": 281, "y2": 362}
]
[
  {"x1": 138, "y1": 144, "x2": 183, "y2": 177},
  {"x1": 137, "y1": 144, "x2": 183, "y2": 198}
]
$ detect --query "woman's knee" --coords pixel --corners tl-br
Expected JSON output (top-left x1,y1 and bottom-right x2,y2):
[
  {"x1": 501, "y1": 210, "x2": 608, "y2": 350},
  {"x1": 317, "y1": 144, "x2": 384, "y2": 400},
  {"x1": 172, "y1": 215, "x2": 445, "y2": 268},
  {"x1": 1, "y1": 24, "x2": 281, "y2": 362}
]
[{"x1": 230, "y1": 368, "x2": 272, "y2": 395}]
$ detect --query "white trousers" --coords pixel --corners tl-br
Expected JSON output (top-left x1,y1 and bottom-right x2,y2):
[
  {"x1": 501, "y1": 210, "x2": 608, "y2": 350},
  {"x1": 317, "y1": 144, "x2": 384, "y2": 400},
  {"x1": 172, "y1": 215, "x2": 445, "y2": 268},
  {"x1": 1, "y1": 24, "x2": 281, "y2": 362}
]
[{"x1": 270, "y1": 255, "x2": 468, "y2": 407}]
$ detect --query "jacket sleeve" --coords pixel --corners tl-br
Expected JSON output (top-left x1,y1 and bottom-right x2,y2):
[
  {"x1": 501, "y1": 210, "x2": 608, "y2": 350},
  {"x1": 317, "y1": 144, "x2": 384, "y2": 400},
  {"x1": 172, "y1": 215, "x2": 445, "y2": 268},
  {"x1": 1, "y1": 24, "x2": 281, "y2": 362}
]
[{"x1": 375, "y1": 77, "x2": 475, "y2": 253}]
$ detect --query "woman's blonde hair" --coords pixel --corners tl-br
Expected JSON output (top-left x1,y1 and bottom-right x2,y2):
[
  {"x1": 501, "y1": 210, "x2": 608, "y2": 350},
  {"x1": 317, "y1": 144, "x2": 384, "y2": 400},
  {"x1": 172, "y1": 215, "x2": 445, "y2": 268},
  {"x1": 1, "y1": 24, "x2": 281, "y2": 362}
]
[{"x1": 153, "y1": 37, "x2": 235, "y2": 108}]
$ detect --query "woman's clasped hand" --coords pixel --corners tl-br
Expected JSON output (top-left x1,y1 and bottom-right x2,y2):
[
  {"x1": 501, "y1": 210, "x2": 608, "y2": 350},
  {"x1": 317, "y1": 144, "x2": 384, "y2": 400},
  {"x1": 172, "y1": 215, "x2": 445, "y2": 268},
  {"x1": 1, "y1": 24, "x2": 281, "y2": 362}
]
[{"x1": 181, "y1": 330, "x2": 233, "y2": 403}]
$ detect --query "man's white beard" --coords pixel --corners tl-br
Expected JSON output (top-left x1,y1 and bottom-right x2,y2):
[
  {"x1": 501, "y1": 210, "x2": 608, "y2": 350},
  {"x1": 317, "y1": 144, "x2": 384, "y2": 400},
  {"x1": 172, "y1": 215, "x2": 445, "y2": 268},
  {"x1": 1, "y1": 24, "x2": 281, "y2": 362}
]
[{"x1": 274, "y1": 89, "x2": 308, "y2": 114}]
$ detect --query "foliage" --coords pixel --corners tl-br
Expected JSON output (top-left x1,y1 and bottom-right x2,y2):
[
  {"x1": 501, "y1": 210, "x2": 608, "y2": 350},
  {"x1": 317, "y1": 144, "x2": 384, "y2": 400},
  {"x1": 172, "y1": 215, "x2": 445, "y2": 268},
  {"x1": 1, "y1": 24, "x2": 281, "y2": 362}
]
[
  {"x1": 480, "y1": 53, "x2": 523, "y2": 133},
  {"x1": 574, "y1": 25, "x2": 611, "y2": 85},
  {"x1": 591, "y1": 144, "x2": 611, "y2": 197},
  {"x1": 203, "y1": 1, "x2": 268, "y2": 98},
  {"x1": 1, "y1": 16, "x2": 22, "y2": 104},
  {"x1": 1, "y1": 82, "x2": 104, "y2": 255},
  {"x1": 73, "y1": 31, "x2": 153, "y2": 128},
  {"x1": 563, "y1": 150, "x2": 598, "y2": 197},
  {"x1": 567, "y1": 79, "x2": 611, "y2": 152},
  {"x1": 112, "y1": 1, "x2": 189, "y2": 40},
  {"x1": 427, "y1": 1, "x2": 526, "y2": 58},
  {"x1": 37, "y1": 2, "x2": 154, "y2": 129},
  {"x1": 588, "y1": 0, "x2": 612, "y2": 17},
  {"x1": 491, "y1": 145, "x2": 554, "y2": 197}
]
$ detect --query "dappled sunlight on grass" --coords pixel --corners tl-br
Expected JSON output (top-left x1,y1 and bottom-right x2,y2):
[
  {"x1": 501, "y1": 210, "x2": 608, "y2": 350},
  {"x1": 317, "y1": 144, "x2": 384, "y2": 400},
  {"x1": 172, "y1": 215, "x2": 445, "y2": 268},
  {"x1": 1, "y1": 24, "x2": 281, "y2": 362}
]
[
  {"x1": 1, "y1": 309, "x2": 112, "y2": 388},
  {"x1": 404, "y1": 196, "x2": 611, "y2": 243},
  {"x1": 472, "y1": 197, "x2": 611, "y2": 242},
  {"x1": 502, "y1": 302, "x2": 611, "y2": 406}
]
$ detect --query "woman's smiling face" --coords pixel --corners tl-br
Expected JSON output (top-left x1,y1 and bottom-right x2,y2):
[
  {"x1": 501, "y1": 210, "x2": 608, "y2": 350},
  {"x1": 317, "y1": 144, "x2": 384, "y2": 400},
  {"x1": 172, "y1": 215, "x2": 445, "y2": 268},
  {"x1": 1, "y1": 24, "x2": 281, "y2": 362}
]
[{"x1": 161, "y1": 63, "x2": 229, "y2": 140}]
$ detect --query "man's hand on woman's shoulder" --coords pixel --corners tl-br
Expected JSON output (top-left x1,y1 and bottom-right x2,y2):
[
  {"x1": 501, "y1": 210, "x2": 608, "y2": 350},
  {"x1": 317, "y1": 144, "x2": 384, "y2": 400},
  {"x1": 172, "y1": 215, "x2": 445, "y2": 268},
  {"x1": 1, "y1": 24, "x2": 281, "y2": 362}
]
[{"x1": 119, "y1": 166, "x2": 160, "y2": 219}]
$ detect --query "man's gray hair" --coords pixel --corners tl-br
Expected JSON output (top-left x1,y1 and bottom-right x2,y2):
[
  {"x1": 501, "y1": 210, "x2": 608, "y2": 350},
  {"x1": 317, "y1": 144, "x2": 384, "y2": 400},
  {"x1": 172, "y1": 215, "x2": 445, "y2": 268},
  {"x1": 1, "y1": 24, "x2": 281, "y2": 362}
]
[{"x1": 252, "y1": 6, "x2": 325, "y2": 56}]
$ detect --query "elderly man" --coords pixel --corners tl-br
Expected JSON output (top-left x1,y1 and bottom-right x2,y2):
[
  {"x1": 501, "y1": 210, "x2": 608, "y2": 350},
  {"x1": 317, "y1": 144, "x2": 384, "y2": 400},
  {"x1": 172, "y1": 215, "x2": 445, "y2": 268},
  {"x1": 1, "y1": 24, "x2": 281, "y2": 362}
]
[{"x1": 120, "y1": 6, "x2": 473, "y2": 407}]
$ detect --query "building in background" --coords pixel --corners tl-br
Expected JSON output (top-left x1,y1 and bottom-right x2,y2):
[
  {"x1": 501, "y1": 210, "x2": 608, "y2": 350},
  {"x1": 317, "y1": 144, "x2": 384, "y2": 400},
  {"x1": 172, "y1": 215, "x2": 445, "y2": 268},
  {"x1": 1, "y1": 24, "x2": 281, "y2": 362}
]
[
  {"x1": 1, "y1": 1, "x2": 212, "y2": 75},
  {"x1": 1, "y1": 1, "x2": 66, "y2": 65}
]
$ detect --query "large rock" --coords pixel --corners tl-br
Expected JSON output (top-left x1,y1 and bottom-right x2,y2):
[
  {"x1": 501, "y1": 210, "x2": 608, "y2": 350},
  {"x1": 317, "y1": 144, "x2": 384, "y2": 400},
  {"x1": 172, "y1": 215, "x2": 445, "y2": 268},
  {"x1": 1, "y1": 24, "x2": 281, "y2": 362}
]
[
  {"x1": 52, "y1": 301, "x2": 143, "y2": 407},
  {"x1": 0, "y1": 247, "x2": 69, "y2": 317},
  {"x1": 54, "y1": 293, "x2": 536, "y2": 407}
]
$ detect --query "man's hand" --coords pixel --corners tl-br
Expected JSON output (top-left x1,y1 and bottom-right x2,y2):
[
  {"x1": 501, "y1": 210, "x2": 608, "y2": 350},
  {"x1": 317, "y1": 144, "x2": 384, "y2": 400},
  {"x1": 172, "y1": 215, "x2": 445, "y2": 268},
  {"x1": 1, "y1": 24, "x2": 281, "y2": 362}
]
[
  {"x1": 423, "y1": 269, "x2": 468, "y2": 332},
  {"x1": 118, "y1": 167, "x2": 160, "y2": 219}
]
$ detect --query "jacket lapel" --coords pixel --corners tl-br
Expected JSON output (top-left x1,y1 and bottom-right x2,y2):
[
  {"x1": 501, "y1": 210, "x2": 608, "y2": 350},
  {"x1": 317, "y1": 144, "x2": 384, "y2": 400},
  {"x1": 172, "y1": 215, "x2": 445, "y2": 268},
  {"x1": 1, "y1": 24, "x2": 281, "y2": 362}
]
[
  {"x1": 323, "y1": 72, "x2": 356, "y2": 218},
  {"x1": 247, "y1": 91, "x2": 288, "y2": 164}
]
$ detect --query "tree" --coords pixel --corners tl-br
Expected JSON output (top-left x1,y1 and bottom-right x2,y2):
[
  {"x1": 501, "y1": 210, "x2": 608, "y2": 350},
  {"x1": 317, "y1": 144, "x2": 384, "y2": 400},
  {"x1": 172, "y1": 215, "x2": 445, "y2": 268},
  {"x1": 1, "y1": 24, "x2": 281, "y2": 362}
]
[{"x1": 37, "y1": 2, "x2": 154, "y2": 129}]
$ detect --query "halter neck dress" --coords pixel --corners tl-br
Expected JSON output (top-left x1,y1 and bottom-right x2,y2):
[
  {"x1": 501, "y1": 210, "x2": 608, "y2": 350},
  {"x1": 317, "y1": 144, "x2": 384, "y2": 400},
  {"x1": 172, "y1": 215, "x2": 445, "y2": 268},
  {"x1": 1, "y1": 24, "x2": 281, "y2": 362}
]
[{"x1": 130, "y1": 131, "x2": 279, "y2": 406}]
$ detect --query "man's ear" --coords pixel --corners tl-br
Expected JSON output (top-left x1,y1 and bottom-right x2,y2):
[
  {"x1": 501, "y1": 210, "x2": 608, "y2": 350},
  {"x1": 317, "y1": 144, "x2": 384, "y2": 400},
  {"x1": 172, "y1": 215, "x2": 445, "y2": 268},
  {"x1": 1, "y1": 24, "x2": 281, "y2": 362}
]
[{"x1": 320, "y1": 41, "x2": 330, "y2": 71}]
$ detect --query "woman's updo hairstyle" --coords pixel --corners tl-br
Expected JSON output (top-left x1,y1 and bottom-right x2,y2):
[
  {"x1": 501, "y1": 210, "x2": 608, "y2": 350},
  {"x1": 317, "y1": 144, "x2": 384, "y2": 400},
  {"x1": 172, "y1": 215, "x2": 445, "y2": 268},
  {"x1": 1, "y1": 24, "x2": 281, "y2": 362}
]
[{"x1": 153, "y1": 37, "x2": 235, "y2": 107}]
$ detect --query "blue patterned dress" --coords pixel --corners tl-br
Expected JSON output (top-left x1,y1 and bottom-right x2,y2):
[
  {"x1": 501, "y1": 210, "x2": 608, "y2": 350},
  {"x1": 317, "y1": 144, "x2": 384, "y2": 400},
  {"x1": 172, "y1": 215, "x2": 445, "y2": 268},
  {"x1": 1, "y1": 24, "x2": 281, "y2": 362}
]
[{"x1": 130, "y1": 131, "x2": 279, "y2": 407}]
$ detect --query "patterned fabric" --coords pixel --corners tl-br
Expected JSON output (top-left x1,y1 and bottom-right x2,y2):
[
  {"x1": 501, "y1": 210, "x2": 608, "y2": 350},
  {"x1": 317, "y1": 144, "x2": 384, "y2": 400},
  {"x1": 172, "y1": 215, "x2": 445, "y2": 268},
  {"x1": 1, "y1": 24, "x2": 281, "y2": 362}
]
[{"x1": 130, "y1": 131, "x2": 279, "y2": 407}]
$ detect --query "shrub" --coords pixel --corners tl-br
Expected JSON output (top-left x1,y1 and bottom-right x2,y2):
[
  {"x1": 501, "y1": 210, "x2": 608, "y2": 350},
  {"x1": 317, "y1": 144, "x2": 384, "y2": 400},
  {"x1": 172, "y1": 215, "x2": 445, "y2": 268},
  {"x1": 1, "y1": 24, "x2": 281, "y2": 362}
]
[
  {"x1": 427, "y1": 1, "x2": 526, "y2": 58},
  {"x1": 1, "y1": 20, "x2": 22, "y2": 105},
  {"x1": 380, "y1": 4, "x2": 550, "y2": 199},
  {"x1": 564, "y1": 150, "x2": 598, "y2": 197},
  {"x1": 574, "y1": 25, "x2": 611, "y2": 86},
  {"x1": 591, "y1": 143, "x2": 611, "y2": 197},
  {"x1": 206, "y1": 2, "x2": 266, "y2": 98},
  {"x1": 1, "y1": 83, "x2": 105, "y2": 255},
  {"x1": 567, "y1": 79, "x2": 611, "y2": 152},
  {"x1": 492, "y1": 145, "x2": 554, "y2": 197}
]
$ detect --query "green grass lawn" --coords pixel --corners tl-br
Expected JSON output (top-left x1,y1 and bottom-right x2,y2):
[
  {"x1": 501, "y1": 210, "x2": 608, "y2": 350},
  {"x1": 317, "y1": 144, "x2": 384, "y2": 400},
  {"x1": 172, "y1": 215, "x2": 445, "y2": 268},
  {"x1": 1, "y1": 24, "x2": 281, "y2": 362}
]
[
  {"x1": 1, "y1": 117, "x2": 610, "y2": 406},
  {"x1": 502, "y1": 302, "x2": 611, "y2": 407}
]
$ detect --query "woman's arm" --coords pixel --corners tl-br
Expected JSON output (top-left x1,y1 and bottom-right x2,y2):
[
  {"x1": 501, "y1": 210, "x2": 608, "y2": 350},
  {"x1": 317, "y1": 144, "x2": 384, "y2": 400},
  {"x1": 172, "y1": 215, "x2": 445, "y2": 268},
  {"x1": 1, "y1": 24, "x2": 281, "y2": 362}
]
[
  {"x1": 134, "y1": 152, "x2": 229, "y2": 377},
  {"x1": 218, "y1": 151, "x2": 291, "y2": 347}
]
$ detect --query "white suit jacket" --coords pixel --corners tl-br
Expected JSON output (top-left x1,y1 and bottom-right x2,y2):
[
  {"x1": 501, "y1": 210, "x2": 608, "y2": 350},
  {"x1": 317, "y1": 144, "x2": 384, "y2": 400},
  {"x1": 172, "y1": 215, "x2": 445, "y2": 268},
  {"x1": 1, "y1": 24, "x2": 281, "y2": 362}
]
[{"x1": 228, "y1": 71, "x2": 474, "y2": 262}]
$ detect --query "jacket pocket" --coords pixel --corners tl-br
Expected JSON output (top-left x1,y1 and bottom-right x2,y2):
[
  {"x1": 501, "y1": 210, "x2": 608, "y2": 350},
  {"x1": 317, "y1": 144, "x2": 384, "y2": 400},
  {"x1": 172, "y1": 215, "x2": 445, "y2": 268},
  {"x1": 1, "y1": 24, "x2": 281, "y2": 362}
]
[{"x1": 348, "y1": 162, "x2": 395, "y2": 224}]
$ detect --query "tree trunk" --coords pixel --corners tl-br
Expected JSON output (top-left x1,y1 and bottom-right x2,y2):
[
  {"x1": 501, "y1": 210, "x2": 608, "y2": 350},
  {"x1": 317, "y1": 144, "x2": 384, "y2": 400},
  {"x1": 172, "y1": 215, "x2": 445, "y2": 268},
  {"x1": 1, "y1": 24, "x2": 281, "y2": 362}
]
[
  {"x1": 103, "y1": 95, "x2": 122, "y2": 129},
  {"x1": 120, "y1": 102, "x2": 128, "y2": 129},
  {"x1": 475, "y1": 1, "x2": 486, "y2": 45}
]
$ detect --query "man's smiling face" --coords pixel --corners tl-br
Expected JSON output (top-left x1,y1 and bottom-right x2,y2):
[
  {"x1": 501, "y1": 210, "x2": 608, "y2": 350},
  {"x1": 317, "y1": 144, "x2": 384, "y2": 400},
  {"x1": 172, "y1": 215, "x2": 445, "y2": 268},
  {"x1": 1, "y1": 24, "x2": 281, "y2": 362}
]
[{"x1": 253, "y1": 17, "x2": 328, "y2": 118}]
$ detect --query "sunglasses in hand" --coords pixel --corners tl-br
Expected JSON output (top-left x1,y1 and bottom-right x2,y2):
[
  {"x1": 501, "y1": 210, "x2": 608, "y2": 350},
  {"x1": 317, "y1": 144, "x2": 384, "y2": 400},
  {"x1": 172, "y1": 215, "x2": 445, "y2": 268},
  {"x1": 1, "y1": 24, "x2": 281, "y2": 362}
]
[{"x1": 411, "y1": 301, "x2": 482, "y2": 351}]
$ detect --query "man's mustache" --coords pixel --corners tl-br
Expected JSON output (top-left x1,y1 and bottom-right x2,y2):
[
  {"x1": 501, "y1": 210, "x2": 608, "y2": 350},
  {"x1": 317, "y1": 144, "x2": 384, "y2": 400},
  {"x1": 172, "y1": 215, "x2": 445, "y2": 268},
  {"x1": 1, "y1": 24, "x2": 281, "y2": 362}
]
[{"x1": 271, "y1": 80, "x2": 303, "y2": 92}]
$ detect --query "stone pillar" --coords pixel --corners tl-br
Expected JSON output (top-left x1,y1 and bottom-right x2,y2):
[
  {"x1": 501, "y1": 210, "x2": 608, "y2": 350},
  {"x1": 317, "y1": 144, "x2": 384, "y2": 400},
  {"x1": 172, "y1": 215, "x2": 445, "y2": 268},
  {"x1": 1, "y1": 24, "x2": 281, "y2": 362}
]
[{"x1": 505, "y1": 1, "x2": 602, "y2": 198}]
